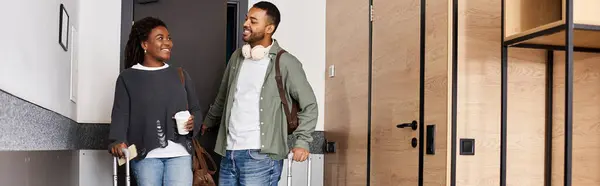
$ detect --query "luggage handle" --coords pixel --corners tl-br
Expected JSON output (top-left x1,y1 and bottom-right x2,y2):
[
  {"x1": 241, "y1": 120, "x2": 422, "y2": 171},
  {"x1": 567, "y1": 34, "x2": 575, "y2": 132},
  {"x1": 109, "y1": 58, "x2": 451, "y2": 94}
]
[
  {"x1": 113, "y1": 148, "x2": 130, "y2": 186},
  {"x1": 287, "y1": 153, "x2": 312, "y2": 186}
]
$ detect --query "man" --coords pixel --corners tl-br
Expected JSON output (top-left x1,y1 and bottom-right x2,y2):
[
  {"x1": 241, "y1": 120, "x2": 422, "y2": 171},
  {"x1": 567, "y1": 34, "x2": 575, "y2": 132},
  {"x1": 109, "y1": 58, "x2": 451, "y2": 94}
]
[{"x1": 202, "y1": 1, "x2": 318, "y2": 185}]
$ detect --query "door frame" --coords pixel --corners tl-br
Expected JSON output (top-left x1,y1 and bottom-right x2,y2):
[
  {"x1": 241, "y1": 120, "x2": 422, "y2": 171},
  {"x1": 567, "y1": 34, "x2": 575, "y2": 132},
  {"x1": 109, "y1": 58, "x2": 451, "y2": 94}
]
[
  {"x1": 120, "y1": 0, "x2": 134, "y2": 71},
  {"x1": 226, "y1": 0, "x2": 249, "y2": 50},
  {"x1": 120, "y1": 0, "x2": 248, "y2": 70}
]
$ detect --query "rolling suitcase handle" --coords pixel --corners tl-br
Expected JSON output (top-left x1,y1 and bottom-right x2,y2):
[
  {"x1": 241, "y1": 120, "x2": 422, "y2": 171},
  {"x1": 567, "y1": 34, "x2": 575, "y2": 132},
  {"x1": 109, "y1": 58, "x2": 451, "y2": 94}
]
[
  {"x1": 113, "y1": 148, "x2": 131, "y2": 186},
  {"x1": 287, "y1": 154, "x2": 312, "y2": 186}
]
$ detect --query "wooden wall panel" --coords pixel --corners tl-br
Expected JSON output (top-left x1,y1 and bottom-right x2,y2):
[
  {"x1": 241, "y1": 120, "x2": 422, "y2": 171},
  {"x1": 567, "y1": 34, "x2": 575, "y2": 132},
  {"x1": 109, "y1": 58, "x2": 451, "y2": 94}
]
[
  {"x1": 456, "y1": 0, "x2": 546, "y2": 185},
  {"x1": 324, "y1": 0, "x2": 369, "y2": 185},
  {"x1": 423, "y1": 0, "x2": 450, "y2": 185},
  {"x1": 323, "y1": 0, "x2": 600, "y2": 185},
  {"x1": 505, "y1": 48, "x2": 547, "y2": 186},
  {"x1": 370, "y1": 0, "x2": 421, "y2": 184},
  {"x1": 574, "y1": 0, "x2": 600, "y2": 25},
  {"x1": 552, "y1": 52, "x2": 600, "y2": 186},
  {"x1": 504, "y1": 0, "x2": 562, "y2": 38}
]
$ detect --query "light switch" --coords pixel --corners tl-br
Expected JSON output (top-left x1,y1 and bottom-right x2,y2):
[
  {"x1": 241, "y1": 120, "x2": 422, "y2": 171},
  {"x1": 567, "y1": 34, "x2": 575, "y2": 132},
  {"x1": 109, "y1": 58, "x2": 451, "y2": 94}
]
[
  {"x1": 460, "y1": 138, "x2": 475, "y2": 155},
  {"x1": 328, "y1": 65, "x2": 335, "y2": 78}
]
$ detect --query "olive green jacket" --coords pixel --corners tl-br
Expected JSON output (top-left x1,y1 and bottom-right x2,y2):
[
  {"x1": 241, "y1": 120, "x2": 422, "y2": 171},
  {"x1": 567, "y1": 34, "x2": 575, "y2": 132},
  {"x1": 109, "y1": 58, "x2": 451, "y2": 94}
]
[{"x1": 203, "y1": 40, "x2": 318, "y2": 160}]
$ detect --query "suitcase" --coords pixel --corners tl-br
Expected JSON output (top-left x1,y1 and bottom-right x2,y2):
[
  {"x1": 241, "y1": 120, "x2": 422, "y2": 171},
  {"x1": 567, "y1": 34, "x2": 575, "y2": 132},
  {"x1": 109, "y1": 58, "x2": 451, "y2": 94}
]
[
  {"x1": 113, "y1": 148, "x2": 131, "y2": 186},
  {"x1": 286, "y1": 153, "x2": 312, "y2": 186}
]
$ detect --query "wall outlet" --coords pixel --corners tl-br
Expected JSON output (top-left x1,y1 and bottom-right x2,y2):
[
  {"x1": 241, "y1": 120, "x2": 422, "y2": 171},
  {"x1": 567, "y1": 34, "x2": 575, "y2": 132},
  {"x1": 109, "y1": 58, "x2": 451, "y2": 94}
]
[
  {"x1": 460, "y1": 138, "x2": 475, "y2": 155},
  {"x1": 325, "y1": 141, "x2": 336, "y2": 153}
]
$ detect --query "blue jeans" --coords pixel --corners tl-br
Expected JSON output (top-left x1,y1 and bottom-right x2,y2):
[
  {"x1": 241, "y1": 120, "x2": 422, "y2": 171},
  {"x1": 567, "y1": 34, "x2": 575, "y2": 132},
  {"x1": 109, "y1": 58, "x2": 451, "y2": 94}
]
[
  {"x1": 219, "y1": 150, "x2": 284, "y2": 186},
  {"x1": 130, "y1": 155, "x2": 192, "y2": 186}
]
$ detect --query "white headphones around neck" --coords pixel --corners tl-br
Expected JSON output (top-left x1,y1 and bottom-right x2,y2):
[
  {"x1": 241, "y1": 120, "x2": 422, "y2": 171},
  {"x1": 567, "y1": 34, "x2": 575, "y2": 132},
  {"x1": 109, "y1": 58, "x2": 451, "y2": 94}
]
[{"x1": 242, "y1": 44, "x2": 270, "y2": 60}]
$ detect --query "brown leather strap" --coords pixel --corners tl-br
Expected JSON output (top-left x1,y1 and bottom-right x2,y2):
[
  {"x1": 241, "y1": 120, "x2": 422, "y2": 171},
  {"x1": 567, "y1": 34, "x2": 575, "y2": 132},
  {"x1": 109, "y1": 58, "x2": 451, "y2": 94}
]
[
  {"x1": 201, "y1": 144, "x2": 218, "y2": 174},
  {"x1": 193, "y1": 139, "x2": 215, "y2": 174},
  {"x1": 274, "y1": 50, "x2": 293, "y2": 126},
  {"x1": 177, "y1": 67, "x2": 189, "y2": 110},
  {"x1": 179, "y1": 67, "x2": 217, "y2": 178},
  {"x1": 178, "y1": 67, "x2": 185, "y2": 85}
]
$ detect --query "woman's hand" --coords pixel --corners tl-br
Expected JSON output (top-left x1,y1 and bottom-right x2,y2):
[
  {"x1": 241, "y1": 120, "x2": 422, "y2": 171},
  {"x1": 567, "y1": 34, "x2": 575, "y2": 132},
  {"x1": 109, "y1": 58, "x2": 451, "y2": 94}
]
[
  {"x1": 185, "y1": 115, "x2": 194, "y2": 131},
  {"x1": 110, "y1": 143, "x2": 127, "y2": 158}
]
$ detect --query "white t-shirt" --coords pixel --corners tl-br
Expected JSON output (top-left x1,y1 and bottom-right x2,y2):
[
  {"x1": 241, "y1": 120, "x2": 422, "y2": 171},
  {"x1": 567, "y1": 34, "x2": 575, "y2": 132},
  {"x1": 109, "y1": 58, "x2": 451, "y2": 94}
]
[{"x1": 227, "y1": 48, "x2": 272, "y2": 150}]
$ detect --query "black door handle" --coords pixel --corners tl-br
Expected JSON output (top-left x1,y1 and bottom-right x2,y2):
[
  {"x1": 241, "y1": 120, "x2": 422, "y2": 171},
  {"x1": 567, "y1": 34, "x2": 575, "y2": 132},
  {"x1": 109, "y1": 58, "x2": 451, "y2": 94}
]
[{"x1": 397, "y1": 120, "x2": 418, "y2": 131}]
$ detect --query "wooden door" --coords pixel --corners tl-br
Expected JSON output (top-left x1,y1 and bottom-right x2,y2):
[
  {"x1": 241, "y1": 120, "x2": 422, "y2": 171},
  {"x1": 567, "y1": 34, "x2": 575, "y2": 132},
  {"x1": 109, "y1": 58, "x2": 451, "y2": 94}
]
[
  {"x1": 370, "y1": 0, "x2": 422, "y2": 184},
  {"x1": 370, "y1": 0, "x2": 450, "y2": 185}
]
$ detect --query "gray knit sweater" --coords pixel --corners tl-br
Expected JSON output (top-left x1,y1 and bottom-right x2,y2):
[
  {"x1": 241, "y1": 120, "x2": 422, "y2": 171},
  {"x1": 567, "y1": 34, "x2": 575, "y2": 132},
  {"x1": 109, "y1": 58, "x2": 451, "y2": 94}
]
[{"x1": 108, "y1": 66, "x2": 202, "y2": 160}]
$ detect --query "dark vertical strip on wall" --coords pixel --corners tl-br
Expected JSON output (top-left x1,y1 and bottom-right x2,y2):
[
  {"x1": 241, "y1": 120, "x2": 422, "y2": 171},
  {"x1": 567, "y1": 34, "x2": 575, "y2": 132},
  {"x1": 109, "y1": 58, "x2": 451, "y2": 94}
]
[
  {"x1": 367, "y1": 0, "x2": 374, "y2": 185},
  {"x1": 500, "y1": 29, "x2": 509, "y2": 186},
  {"x1": 450, "y1": 0, "x2": 458, "y2": 185},
  {"x1": 418, "y1": 0, "x2": 426, "y2": 185},
  {"x1": 500, "y1": 0, "x2": 508, "y2": 184},
  {"x1": 545, "y1": 50, "x2": 554, "y2": 186},
  {"x1": 564, "y1": 0, "x2": 574, "y2": 185},
  {"x1": 234, "y1": 0, "x2": 248, "y2": 49}
]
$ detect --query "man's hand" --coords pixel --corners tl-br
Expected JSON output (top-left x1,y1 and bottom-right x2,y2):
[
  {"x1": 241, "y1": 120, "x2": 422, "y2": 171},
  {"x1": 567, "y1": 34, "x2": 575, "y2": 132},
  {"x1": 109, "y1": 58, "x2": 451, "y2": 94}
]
[
  {"x1": 292, "y1": 147, "x2": 310, "y2": 162},
  {"x1": 110, "y1": 143, "x2": 127, "y2": 158},
  {"x1": 201, "y1": 124, "x2": 208, "y2": 135},
  {"x1": 185, "y1": 115, "x2": 195, "y2": 131}
]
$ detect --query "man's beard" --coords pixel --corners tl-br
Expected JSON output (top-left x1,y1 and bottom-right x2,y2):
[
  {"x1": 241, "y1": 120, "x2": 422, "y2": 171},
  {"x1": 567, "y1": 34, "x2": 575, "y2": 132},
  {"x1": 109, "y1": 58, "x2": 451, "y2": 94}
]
[{"x1": 244, "y1": 30, "x2": 266, "y2": 44}]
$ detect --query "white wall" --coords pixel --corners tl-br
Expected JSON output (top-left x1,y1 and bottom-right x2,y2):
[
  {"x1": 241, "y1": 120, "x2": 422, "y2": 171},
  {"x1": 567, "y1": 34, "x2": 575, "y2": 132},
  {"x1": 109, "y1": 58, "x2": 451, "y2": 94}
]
[
  {"x1": 1, "y1": 0, "x2": 320, "y2": 127},
  {"x1": 0, "y1": 0, "x2": 80, "y2": 119},
  {"x1": 248, "y1": 0, "x2": 326, "y2": 131},
  {"x1": 77, "y1": 0, "x2": 121, "y2": 123},
  {"x1": 0, "y1": 0, "x2": 121, "y2": 123}
]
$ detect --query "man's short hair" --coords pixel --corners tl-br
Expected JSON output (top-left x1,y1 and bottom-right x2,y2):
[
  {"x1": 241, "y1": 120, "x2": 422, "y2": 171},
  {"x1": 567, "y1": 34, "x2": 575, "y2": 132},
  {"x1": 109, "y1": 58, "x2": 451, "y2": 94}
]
[{"x1": 253, "y1": 1, "x2": 281, "y2": 33}]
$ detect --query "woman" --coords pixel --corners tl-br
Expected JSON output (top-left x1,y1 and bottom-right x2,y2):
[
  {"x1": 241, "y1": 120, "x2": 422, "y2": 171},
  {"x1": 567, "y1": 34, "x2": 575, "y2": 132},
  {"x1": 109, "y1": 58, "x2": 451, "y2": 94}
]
[{"x1": 108, "y1": 17, "x2": 202, "y2": 186}]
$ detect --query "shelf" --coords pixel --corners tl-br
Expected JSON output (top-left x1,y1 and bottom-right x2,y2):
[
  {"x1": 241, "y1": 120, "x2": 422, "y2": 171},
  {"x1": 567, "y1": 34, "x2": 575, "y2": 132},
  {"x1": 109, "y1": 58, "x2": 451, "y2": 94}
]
[{"x1": 503, "y1": 0, "x2": 600, "y2": 50}]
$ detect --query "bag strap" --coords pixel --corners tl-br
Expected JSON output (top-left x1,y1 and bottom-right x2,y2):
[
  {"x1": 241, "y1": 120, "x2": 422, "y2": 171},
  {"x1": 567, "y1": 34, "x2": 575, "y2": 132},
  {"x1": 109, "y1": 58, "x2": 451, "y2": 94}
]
[
  {"x1": 179, "y1": 68, "x2": 218, "y2": 174},
  {"x1": 200, "y1": 142, "x2": 218, "y2": 174},
  {"x1": 193, "y1": 138, "x2": 218, "y2": 174},
  {"x1": 192, "y1": 139, "x2": 207, "y2": 173},
  {"x1": 177, "y1": 67, "x2": 189, "y2": 110},
  {"x1": 178, "y1": 67, "x2": 185, "y2": 85},
  {"x1": 274, "y1": 50, "x2": 293, "y2": 126}
]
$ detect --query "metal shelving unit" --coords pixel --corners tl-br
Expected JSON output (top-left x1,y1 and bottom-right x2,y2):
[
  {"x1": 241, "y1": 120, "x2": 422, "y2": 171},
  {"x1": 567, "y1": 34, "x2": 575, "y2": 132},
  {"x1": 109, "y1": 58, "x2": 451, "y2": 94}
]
[{"x1": 501, "y1": 0, "x2": 600, "y2": 186}]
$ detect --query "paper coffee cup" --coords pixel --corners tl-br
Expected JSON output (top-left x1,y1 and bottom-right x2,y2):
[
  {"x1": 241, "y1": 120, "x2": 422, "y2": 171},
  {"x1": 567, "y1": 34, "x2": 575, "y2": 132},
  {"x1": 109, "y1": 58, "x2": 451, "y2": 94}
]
[{"x1": 173, "y1": 111, "x2": 191, "y2": 135}]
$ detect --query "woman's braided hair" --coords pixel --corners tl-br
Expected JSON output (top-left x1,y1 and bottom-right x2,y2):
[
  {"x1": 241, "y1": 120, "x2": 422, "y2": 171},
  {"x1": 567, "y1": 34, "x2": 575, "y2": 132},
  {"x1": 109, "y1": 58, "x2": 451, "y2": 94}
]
[{"x1": 124, "y1": 17, "x2": 167, "y2": 69}]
